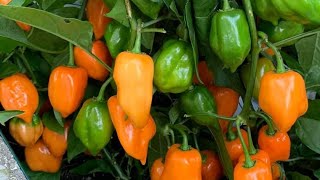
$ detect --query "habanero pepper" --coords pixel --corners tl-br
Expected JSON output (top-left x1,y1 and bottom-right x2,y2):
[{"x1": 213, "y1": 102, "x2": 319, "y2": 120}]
[
  {"x1": 9, "y1": 116, "x2": 43, "y2": 147},
  {"x1": 238, "y1": 149, "x2": 271, "y2": 167},
  {"x1": 224, "y1": 128, "x2": 249, "y2": 164},
  {"x1": 107, "y1": 96, "x2": 156, "y2": 165},
  {"x1": 48, "y1": 66, "x2": 88, "y2": 118},
  {"x1": 251, "y1": 0, "x2": 280, "y2": 25},
  {"x1": 150, "y1": 158, "x2": 164, "y2": 180},
  {"x1": 74, "y1": 40, "x2": 112, "y2": 81},
  {"x1": 201, "y1": 150, "x2": 223, "y2": 180},
  {"x1": 193, "y1": 61, "x2": 214, "y2": 87},
  {"x1": 234, "y1": 159, "x2": 272, "y2": 180},
  {"x1": 271, "y1": 162, "x2": 285, "y2": 180},
  {"x1": 154, "y1": 39, "x2": 194, "y2": 93},
  {"x1": 0, "y1": 73, "x2": 39, "y2": 123}
]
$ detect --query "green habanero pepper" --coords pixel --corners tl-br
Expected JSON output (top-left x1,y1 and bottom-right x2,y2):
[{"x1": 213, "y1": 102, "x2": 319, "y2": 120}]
[
  {"x1": 240, "y1": 57, "x2": 275, "y2": 100},
  {"x1": 131, "y1": 0, "x2": 163, "y2": 19},
  {"x1": 209, "y1": 0, "x2": 251, "y2": 73},
  {"x1": 271, "y1": 0, "x2": 320, "y2": 25},
  {"x1": 258, "y1": 20, "x2": 304, "y2": 46},
  {"x1": 154, "y1": 39, "x2": 194, "y2": 93},
  {"x1": 104, "y1": 21, "x2": 130, "y2": 59},
  {"x1": 251, "y1": 0, "x2": 280, "y2": 25}
]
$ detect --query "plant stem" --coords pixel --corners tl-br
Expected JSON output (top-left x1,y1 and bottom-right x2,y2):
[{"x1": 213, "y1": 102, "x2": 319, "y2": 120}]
[
  {"x1": 193, "y1": 129, "x2": 200, "y2": 150},
  {"x1": 184, "y1": 112, "x2": 237, "y2": 121},
  {"x1": 171, "y1": 125, "x2": 189, "y2": 151},
  {"x1": 3, "y1": 50, "x2": 15, "y2": 62},
  {"x1": 97, "y1": 76, "x2": 113, "y2": 101},
  {"x1": 255, "y1": 111, "x2": 276, "y2": 136},
  {"x1": 103, "y1": 148, "x2": 129, "y2": 180},
  {"x1": 68, "y1": 43, "x2": 74, "y2": 66},
  {"x1": 78, "y1": 0, "x2": 87, "y2": 20},
  {"x1": 247, "y1": 126, "x2": 257, "y2": 155},
  {"x1": 226, "y1": 121, "x2": 237, "y2": 141},
  {"x1": 141, "y1": 28, "x2": 166, "y2": 33},
  {"x1": 142, "y1": 15, "x2": 170, "y2": 28},
  {"x1": 169, "y1": 129, "x2": 175, "y2": 144},
  {"x1": 17, "y1": 52, "x2": 38, "y2": 85},
  {"x1": 274, "y1": 28, "x2": 320, "y2": 47},
  {"x1": 132, "y1": 19, "x2": 142, "y2": 53},
  {"x1": 223, "y1": 0, "x2": 231, "y2": 10},
  {"x1": 265, "y1": 41, "x2": 285, "y2": 73},
  {"x1": 236, "y1": 118, "x2": 254, "y2": 168},
  {"x1": 125, "y1": 0, "x2": 137, "y2": 50}
]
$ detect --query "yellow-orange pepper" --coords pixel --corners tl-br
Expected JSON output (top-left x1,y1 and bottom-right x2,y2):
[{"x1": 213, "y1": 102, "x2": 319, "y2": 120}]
[{"x1": 150, "y1": 158, "x2": 164, "y2": 180}]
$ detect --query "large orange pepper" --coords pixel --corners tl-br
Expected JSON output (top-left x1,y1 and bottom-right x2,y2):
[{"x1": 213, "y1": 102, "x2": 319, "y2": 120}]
[
  {"x1": 193, "y1": 61, "x2": 214, "y2": 86},
  {"x1": 201, "y1": 150, "x2": 223, "y2": 180},
  {"x1": 9, "y1": 116, "x2": 43, "y2": 147},
  {"x1": 86, "y1": 0, "x2": 111, "y2": 40},
  {"x1": 74, "y1": 40, "x2": 112, "y2": 81},
  {"x1": 150, "y1": 158, "x2": 164, "y2": 180},
  {"x1": 224, "y1": 128, "x2": 249, "y2": 164},
  {"x1": 0, "y1": 73, "x2": 39, "y2": 123},
  {"x1": 259, "y1": 70, "x2": 308, "y2": 132},
  {"x1": 42, "y1": 121, "x2": 70, "y2": 157},
  {"x1": 25, "y1": 139, "x2": 62, "y2": 173},
  {"x1": 234, "y1": 159, "x2": 272, "y2": 180},
  {"x1": 258, "y1": 125, "x2": 290, "y2": 163},
  {"x1": 107, "y1": 96, "x2": 156, "y2": 165},
  {"x1": 208, "y1": 85, "x2": 239, "y2": 132},
  {"x1": 160, "y1": 144, "x2": 202, "y2": 180},
  {"x1": 113, "y1": 52, "x2": 154, "y2": 128},
  {"x1": 238, "y1": 149, "x2": 271, "y2": 167},
  {"x1": 48, "y1": 66, "x2": 88, "y2": 118}
]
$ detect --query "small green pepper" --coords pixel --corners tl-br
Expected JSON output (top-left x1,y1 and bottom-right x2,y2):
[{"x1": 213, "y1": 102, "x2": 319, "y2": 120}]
[{"x1": 251, "y1": 0, "x2": 280, "y2": 25}]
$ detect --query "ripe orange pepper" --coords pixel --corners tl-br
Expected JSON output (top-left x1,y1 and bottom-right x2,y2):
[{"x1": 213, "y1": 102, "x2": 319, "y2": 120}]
[
  {"x1": 259, "y1": 70, "x2": 308, "y2": 132},
  {"x1": 160, "y1": 144, "x2": 202, "y2": 180},
  {"x1": 150, "y1": 158, "x2": 164, "y2": 180},
  {"x1": 224, "y1": 128, "x2": 249, "y2": 164},
  {"x1": 193, "y1": 61, "x2": 214, "y2": 86},
  {"x1": 258, "y1": 125, "x2": 291, "y2": 162},
  {"x1": 113, "y1": 52, "x2": 154, "y2": 128},
  {"x1": 201, "y1": 150, "x2": 223, "y2": 180},
  {"x1": 208, "y1": 85, "x2": 239, "y2": 132},
  {"x1": 86, "y1": 0, "x2": 111, "y2": 40},
  {"x1": 42, "y1": 121, "x2": 70, "y2": 157},
  {"x1": 25, "y1": 139, "x2": 62, "y2": 173},
  {"x1": 48, "y1": 66, "x2": 88, "y2": 118},
  {"x1": 234, "y1": 159, "x2": 272, "y2": 180},
  {"x1": 271, "y1": 162, "x2": 284, "y2": 180},
  {"x1": 238, "y1": 149, "x2": 271, "y2": 167},
  {"x1": 262, "y1": 43, "x2": 275, "y2": 56},
  {"x1": 74, "y1": 40, "x2": 112, "y2": 81},
  {"x1": 107, "y1": 96, "x2": 156, "y2": 165},
  {"x1": 16, "y1": 21, "x2": 31, "y2": 32},
  {"x1": 0, "y1": 73, "x2": 39, "y2": 123},
  {"x1": 9, "y1": 116, "x2": 43, "y2": 147}
]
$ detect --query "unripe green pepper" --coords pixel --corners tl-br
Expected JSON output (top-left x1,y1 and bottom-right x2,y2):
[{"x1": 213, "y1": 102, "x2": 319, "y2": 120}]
[
  {"x1": 209, "y1": 0, "x2": 251, "y2": 73},
  {"x1": 179, "y1": 85, "x2": 217, "y2": 126},
  {"x1": 104, "y1": 21, "x2": 130, "y2": 59},
  {"x1": 154, "y1": 39, "x2": 194, "y2": 93},
  {"x1": 73, "y1": 98, "x2": 113, "y2": 155},
  {"x1": 251, "y1": 0, "x2": 280, "y2": 25},
  {"x1": 131, "y1": 0, "x2": 163, "y2": 19}
]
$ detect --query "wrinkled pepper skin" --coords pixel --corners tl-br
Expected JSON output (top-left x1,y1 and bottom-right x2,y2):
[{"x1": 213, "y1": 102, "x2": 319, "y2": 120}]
[
  {"x1": 209, "y1": 6, "x2": 251, "y2": 72},
  {"x1": 238, "y1": 149, "x2": 271, "y2": 167},
  {"x1": 270, "y1": 0, "x2": 320, "y2": 25},
  {"x1": 259, "y1": 71, "x2": 308, "y2": 132},
  {"x1": 86, "y1": 0, "x2": 111, "y2": 40},
  {"x1": 241, "y1": 57, "x2": 275, "y2": 100},
  {"x1": 251, "y1": 0, "x2": 280, "y2": 25},
  {"x1": 154, "y1": 39, "x2": 194, "y2": 93},
  {"x1": 234, "y1": 159, "x2": 272, "y2": 180},
  {"x1": 208, "y1": 86, "x2": 239, "y2": 132},
  {"x1": 160, "y1": 144, "x2": 202, "y2": 180},
  {"x1": 131, "y1": 0, "x2": 163, "y2": 19},
  {"x1": 225, "y1": 129, "x2": 249, "y2": 163},
  {"x1": 179, "y1": 85, "x2": 217, "y2": 126},
  {"x1": 107, "y1": 96, "x2": 156, "y2": 165},
  {"x1": 25, "y1": 139, "x2": 62, "y2": 173},
  {"x1": 201, "y1": 150, "x2": 223, "y2": 180},
  {"x1": 0, "y1": 73, "x2": 39, "y2": 123},
  {"x1": 74, "y1": 40, "x2": 112, "y2": 81},
  {"x1": 73, "y1": 98, "x2": 113, "y2": 156},
  {"x1": 258, "y1": 125, "x2": 291, "y2": 163},
  {"x1": 104, "y1": 21, "x2": 130, "y2": 59},
  {"x1": 150, "y1": 158, "x2": 164, "y2": 180},
  {"x1": 9, "y1": 116, "x2": 43, "y2": 147},
  {"x1": 193, "y1": 61, "x2": 214, "y2": 86},
  {"x1": 42, "y1": 121, "x2": 70, "y2": 157},
  {"x1": 113, "y1": 52, "x2": 154, "y2": 128},
  {"x1": 48, "y1": 66, "x2": 88, "y2": 118}
]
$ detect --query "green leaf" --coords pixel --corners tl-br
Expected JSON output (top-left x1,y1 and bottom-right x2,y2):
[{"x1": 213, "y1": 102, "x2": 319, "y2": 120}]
[
  {"x1": 67, "y1": 124, "x2": 86, "y2": 162},
  {"x1": 53, "y1": 110, "x2": 64, "y2": 127},
  {"x1": 41, "y1": 0, "x2": 77, "y2": 11},
  {"x1": 0, "y1": 37, "x2": 19, "y2": 53},
  {"x1": 51, "y1": 7, "x2": 80, "y2": 18},
  {"x1": 281, "y1": 51, "x2": 304, "y2": 75},
  {"x1": 131, "y1": 0, "x2": 163, "y2": 19},
  {"x1": 163, "y1": 0, "x2": 183, "y2": 22},
  {"x1": 141, "y1": 31, "x2": 155, "y2": 50},
  {"x1": 169, "y1": 102, "x2": 180, "y2": 124},
  {"x1": 0, "y1": 61, "x2": 20, "y2": 79},
  {"x1": 314, "y1": 169, "x2": 320, "y2": 179},
  {"x1": 20, "y1": 162, "x2": 60, "y2": 180},
  {"x1": 286, "y1": 172, "x2": 312, "y2": 180},
  {"x1": 42, "y1": 50, "x2": 69, "y2": 69},
  {"x1": 42, "y1": 112, "x2": 64, "y2": 134},
  {"x1": 70, "y1": 159, "x2": 112, "y2": 175},
  {"x1": 106, "y1": 0, "x2": 129, "y2": 27},
  {"x1": 104, "y1": 0, "x2": 116, "y2": 8},
  {"x1": 0, "y1": 110, "x2": 23, "y2": 126}
]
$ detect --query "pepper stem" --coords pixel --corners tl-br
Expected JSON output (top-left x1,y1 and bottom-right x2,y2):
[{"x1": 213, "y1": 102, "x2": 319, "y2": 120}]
[
  {"x1": 265, "y1": 41, "x2": 285, "y2": 73},
  {"x1": 97, "y1": 76, "x2": 113, "y2": 101},
  {"x1": 255, "y1": 112, "x2": 276, "y2": 136},
  {"x1": 17, "y1": 50, "x2": 38, "y2": 86},
  {"x1": 236, "y1": 118, "x2": 254, "y2": 168},
  {"x1": 226, "y1": 121, "x2": 237, "y2": 141},
  {"x1": 68, "y1": 43, "x2": 74, "y2": 66},
  {"x1": 103, "y1": 148, "x2": 129, "y2": 180},
  {"x1": 171, "y1": 125, "x2": 190, "y2": 151},
  {"x1": 193, "y1": 128, "x2": 200, "y2": 150},
  {"x1": 223, "y1": 0, "x2": 231, "y2": 10},
  {"x1": 247, "y1": 126, "x2": 257, "y2": 155},
  {"x1": 131, "y1": 19, "x2": 142, "y2": 53},
  {"x1": 184, "y1": 112, "x2": 237, "y2": 121}
]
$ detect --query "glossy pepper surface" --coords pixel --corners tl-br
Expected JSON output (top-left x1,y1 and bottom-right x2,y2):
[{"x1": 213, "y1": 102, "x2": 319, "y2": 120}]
[
  {"x1": 259, "y1": 70, "x2": 308, "y2": 132},
  {"x1": 179, "y1": 85, "x2": 217, "y2": 126},
  {"x1": 225, "y1": 129, "x2": 249, "y2": 163},
  {"x1": 131, "y1": 0, "x2": 163, "y2": 19},
  {"x1": 251, "y1": 0, "x2": 279, "y2": 25},
  {"x1": 234, "y1": 159, "x2": 272, "y2": 180},
  {"x1": 86, "y1": 0, "x2": 111, "y2": 40},
  {"x1": 258, "y1": 125, "x2": 290, "y2": 163},
  {"x1": 209, "y1": 0, "x2": 251, "y2": 72},
  {"x1": 9, "y1": 116, "x2": 43, "y2": 147},
  {"x1": 150, "y1": 158, "x2": 164, "y2": 180},
  {"x1": 154, "y1": 39, "x2": 194, "y2": 93},
  {"x1": 73, "y1": 98, "x2": 113, "y2": 156},
  {"x1": 193, "y1": 61, "x2": 214, "y2": 86},
  {"x1": 271, "y1": 163, "x2": 283, "y2": 180},
  {"x1": 201, "y1": 150, "x2": 223, "y2": 180},
  {"x1": 160, "y1": 144, "x2": 202, "y2": 180},
  {"x1": 241, "y1": 57, "x2": 275, "y2": 100},
  {"x1": 25, "y1": 139, "x2": 62, "y2": 173},
  {"x1": 104, "y1": 21, "x2": 130, "y2": 59},
  {"x1": 238, "y1": 149, "x2": 271, "y2": 167},
  {"x1": 113, "y1": 52, "x2": 154, "y2": 128},
  {"x1": 0, "y1": 73, "x2": 39, "y2": 123},
  {"x1": 48, "y1": 66, "x2": 88, "y2": 118},
  {"x1": 107, "y1": 96, "x2": 156, "y2": 165},
  {"x1": 74, "y1": 40, "x2": 112, "y2": 81}
]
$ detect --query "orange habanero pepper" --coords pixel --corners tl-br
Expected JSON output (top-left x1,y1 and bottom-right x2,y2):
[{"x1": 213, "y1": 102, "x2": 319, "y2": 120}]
[
  {"x1": 193, "y1": 61, "x2": 214, "y2": 86},
  {"x1": 48, "y1": 66, "x2": 88, "y2": 118},
  {"x1": 107, "y1": 96, "x2": 156, "y2": 165},
  {"x1": 25, "y1": 139, "x2": 62, "y2": 173},
  {"x1": 150, "y1": 158, "x2": 164, "y2": 180},
  {"x1": 238, "y1": 149, "x2": 271, "y2": 167},
  {"x1": 0, "y1": 73, "x2": 39, "y2": 123},
  {"x1": 271, "y1": 162, "x2": 285, "y2": 180},
  {"x1": 113, "y1": 52, "x2": 154, "y2": 128},
  {"x1": 234, "y1": 159, "x2": 272, "y2": 180},
  {"x1": 86, "y1": 0, "x2": 111, "y2": 40},
  {"x1": 74, "y1": 40, "x2": 112, "y2": 81},
  {"x1": 224, "y1": 128, "x2": 249, "y2": 164},
  {"x1": 201, "y1": 150, "x2": 223, "y2": 180}
]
